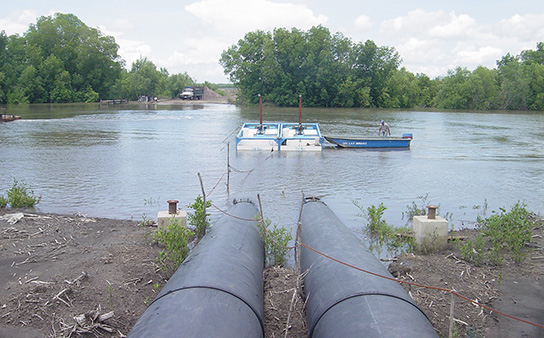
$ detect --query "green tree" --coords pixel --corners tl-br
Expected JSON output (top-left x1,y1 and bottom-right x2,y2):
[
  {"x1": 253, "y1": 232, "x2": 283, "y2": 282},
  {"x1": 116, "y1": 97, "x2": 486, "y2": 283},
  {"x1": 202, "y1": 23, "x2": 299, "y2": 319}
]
[
  {"x1": 383, "y1": 67, "x2": 420, "y2": 108},
  {"x1": 221, "y1": 26, "x2": 398, "y2": 107},
  {"x1": 115, "y1": 57, "x2": 169, "y2": 100},
  {"x1": 221, "y1": 30, "x2": 272, "y2": 103},
  {"x1": 520, "y1": 41, "x2": 544, "y2": 65},
  {"x1": 496, "y1": 54, "x2": 528, "y2": 110},
  {"x1": 20, "y1": 13, "x2": 122, "y2": 102},
  {"x1": 163, "y1": 72, "x2": 195, "y2": 98},
  {"x1": 434, "y1": 67, "x2": 472, "y2": 109},
  {"x1": 466, "y1": 66, "x2": 499, "y2": 110},
  {"x1": 523, "y1": 62, "x2": 544, "y2": 110},
  {"x1": 39, "y1": 55, "x2": 73, "y2": 103},
  {"x1": 415, "y1": 73, "x2": 439, "y2": 108},
  {"x1": 350, "y1": 40, "x2": 401, "y2": 107},
  {"x1": 18, "y1": 65, "x2": 45, "y2": 103}
]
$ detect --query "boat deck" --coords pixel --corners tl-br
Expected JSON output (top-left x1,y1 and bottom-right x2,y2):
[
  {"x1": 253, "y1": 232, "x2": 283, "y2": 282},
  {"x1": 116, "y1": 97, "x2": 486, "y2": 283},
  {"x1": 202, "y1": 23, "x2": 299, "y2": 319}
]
[{"x1": 235, "y1": 122, "x2": 324, "y2": 151}]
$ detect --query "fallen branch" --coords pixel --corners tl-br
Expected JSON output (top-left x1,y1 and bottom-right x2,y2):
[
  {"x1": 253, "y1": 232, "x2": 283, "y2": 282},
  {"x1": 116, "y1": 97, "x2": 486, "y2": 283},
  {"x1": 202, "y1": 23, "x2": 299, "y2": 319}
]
[
  {"x1": 53, "y1": 288, "x2": 71, "y2": 307},
  {"x1": 65, "y1": 271, "x2": 87, "y2": 285},
  {"x1": 283, "y1": 288, "x2": 298, "y2": 338}
]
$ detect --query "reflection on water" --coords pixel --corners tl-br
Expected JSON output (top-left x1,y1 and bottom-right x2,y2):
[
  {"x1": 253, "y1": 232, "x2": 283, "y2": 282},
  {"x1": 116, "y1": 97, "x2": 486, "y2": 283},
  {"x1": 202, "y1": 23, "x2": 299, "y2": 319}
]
[{"x1": 1, "y1": 104, "x2": 543, "y2": 240}]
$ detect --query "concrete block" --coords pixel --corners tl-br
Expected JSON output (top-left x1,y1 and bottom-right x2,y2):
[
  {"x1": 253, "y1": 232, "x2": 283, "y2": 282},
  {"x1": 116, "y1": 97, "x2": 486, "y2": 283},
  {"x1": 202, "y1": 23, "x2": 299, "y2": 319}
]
[
  {"x1": 157, "y1": 210, "x2": 187, "y2": 230},
  {"x1": 413, "y1": 215, "x2": 448, "y2": 252}
]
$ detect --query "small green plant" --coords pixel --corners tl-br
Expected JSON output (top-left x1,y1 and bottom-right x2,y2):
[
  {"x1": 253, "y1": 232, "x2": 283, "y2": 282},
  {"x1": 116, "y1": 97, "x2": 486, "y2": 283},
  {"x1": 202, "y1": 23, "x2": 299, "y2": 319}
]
[
  {"x1": 459, "y1": 201, "x2": 534, "y2": 265},
  {"x1": 473, "y1": 199, "x2": 489, "y2": 218},
  {"x1": 459, "y1": 235, "x2": 486, "y2": 266},
  {"x1": 481, "y1": 201, "x2": 533, "y2": 264},
  {"x1": 402, "y1": 194, "x2": 431, "y2": 225},
  {"x1": 144, "y1": 197, "x2": 160, "y2": 206},
  {"x1": 139, "y1": 213, "x2": 155, "y2": 227},
  {"x1": 187, "y1": 195, "x2": 212, "y2": 238},
  {"x1": 355, "y1": 201, "x2": 414, "y2": 256},
  {"x1": 0, "y1": 195, "x2": 7, "y2": 208},
  {"x1": 150, "y1": 218, "x2": 194, "y2": 274},
  {"x1": 258, "y1": 218, "x2": 293, "y2": 266},
  {"x1": 107, "y1": 282, "x2": 114, "y2": 309},
  {"x1": 364, "y1": 203, "x2": 389, "y2": 238},
  {"x1": 5, "y1": 179, "x2": 41, "y2": 208},
  {"x1": 153, "y1": 282, "x2": 160, "y2": 293}
]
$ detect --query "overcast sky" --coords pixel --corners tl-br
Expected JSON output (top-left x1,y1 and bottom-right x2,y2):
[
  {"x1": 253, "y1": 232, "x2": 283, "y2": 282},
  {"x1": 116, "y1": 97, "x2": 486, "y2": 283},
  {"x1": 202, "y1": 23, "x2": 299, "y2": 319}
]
[{"x1": 2, "y1": 0, "x2": 544, "y2": 83}]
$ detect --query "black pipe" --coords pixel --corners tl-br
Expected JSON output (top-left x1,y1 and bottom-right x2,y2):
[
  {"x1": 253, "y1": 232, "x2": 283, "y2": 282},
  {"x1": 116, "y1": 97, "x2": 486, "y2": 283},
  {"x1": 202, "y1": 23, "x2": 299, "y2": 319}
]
[
  {"x1": 128, "y1": 200, "x2": 264, "y2": 338},
  {"x1": 300, "y1": 198, "x2": 438, "y2": 338}
]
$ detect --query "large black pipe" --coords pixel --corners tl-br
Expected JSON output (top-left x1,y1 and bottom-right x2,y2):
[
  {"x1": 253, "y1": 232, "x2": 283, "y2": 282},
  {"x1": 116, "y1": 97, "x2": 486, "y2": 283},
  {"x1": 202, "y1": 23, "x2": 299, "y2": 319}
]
[
  {"x1": 128, "y1": 200, "x2": 264, "y2": 338},
  {"x1": 300, "y1": 198, "x2": 438, "y2": 338}
]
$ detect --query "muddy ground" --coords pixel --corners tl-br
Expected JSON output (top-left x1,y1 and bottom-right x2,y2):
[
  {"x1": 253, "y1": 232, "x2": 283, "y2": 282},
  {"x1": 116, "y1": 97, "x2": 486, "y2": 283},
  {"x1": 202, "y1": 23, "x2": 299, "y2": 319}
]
[
  {"x1": 0, "y1": 210, "x2": 306, "y2": 338},
  {"x1": 0, "y1": 209, "x2": 542, "y2": 337},
  {"x1": 388, "y1": 219, "x2": 544, "y2": 338}
]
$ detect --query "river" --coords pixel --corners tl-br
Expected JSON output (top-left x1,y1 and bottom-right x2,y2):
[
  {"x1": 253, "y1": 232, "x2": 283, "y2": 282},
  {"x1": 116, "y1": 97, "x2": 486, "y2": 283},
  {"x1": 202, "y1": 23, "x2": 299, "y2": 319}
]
[{"x1": 1, "y1": 103, "x2": 543, "y2": 235}]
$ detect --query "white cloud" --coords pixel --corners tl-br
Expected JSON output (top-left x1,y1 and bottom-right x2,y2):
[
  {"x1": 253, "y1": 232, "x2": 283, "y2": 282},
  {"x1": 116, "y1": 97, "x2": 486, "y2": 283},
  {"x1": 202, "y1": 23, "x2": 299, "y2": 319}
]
[
  {"x1": 376, "y1": 9, "x2": 544, "y2": 77},
  {"x1": 353, "y1": 15, "x2": 372, "y2": 31},
  {"x1": 185, "y1": 0, "x2": 328, "y2": 39},
  {"x1": 117, "y1": 39, "x2": 153, "y2": 68},
  {"x1": 495, "y1": 13, "x2": 544, "y2": 42},
  {"x1": 428, "y1": 13, "x2": 477, "y2": 39},
  {"x1": 0, "y1": 10, "x2": 39, "y2": 35},
  {"x1": 96, "y1": 24, "x2": 152, "y2": 68},
  {"x1": 454, "y1": 45, "x2": 504, "y2": 66}
]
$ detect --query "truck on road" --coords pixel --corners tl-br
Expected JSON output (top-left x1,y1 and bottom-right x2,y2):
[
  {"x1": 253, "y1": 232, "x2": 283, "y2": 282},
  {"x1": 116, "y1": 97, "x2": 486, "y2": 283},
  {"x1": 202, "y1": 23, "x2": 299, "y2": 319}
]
[{"x1": 179, "y1": 87, "x2": 204, "y2": 100}]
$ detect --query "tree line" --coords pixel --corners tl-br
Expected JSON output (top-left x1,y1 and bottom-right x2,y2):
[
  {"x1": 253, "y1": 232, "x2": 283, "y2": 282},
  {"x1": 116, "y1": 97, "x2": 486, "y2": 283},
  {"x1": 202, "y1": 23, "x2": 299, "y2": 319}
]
[
  {"x1": 221, "y1": 25, "x2": 544, "y2": 110},
  {"x1": 2, "y1": 14, "x2": 544, "y2": 111},
  {"x1": 0, "y1": 13, "x2": 196, "y2": 104}
]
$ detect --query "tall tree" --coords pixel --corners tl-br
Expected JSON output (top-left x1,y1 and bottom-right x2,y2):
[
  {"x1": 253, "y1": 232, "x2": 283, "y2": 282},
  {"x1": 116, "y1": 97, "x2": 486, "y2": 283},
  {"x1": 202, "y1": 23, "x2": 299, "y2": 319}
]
[
  {"x1": 350, "y1": 40, "x2": 401, "y2": 107},
  {"x1": 23, "y1": 13, "x2": 122, "y2": 101},
  {"x1": 434, "y1": 67, "x2": 472, "y2": 109},
  {"x1": 220, "y1": 30, "x2": 272, "y2": 103},
  {"x1": 496, "y1": 54, "x2": 528, "y2": 110}
]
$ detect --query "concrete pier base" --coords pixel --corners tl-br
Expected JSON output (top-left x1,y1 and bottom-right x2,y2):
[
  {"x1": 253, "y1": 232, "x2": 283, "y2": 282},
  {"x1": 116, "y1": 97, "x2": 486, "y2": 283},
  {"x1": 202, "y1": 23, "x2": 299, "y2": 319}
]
[
  {"x1": 413, "y1": 215, "x2": 448, "y2": 252},
  {"x1": 157, "y1": 210, "x2": 187, "y2": 230}
]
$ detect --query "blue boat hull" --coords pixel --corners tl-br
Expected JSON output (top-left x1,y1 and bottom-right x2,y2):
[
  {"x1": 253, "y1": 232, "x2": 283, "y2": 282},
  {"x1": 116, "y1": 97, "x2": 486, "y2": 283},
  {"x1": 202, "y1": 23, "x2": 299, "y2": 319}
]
[{"x1": 325, "y1": 134, "x2": 412, "y2": 148}]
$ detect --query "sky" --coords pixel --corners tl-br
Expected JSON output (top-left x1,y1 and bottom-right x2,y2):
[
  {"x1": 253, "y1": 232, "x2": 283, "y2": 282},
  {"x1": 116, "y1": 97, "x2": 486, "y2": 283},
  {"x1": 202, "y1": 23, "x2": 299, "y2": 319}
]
[{"x1": 2, "y1": 0, "x2": 544, "y2": 83}]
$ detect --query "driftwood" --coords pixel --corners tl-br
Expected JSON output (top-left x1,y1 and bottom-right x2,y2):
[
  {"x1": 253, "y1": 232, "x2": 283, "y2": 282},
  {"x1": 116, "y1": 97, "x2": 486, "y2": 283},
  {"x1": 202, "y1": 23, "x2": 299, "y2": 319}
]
[{"x1": 66, "y1": 305, "x2": 116, "y2": 337}]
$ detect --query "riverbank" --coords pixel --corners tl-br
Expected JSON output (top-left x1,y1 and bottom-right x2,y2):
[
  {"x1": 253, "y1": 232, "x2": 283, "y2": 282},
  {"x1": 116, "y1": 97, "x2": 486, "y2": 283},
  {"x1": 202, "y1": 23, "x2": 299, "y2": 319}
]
[
  {"x1": 0, "y1": 209, "x2": 306, "y2": 338},
  {"x1": 388, "y1": 218, "x2": 544, "y2": 337},
  {"x1": 1, "y1": 209, "x2": 542, "y2": 337}
]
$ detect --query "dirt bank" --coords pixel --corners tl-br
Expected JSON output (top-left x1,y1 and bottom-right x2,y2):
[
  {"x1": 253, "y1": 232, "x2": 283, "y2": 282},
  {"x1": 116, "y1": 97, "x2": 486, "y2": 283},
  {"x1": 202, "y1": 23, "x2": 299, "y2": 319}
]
[
  {"x1": 1, "y1": 209, "x2": 542, "y2": 337},
  {"x1": 0, "y1": 209, "x2": 304, "y2": 338},
  {"x1": 389, "y1": 220, "x2": 544, "y2": 337},
  {"x1": 156, "y1": 87, "x2": 238, "y2": 105}
]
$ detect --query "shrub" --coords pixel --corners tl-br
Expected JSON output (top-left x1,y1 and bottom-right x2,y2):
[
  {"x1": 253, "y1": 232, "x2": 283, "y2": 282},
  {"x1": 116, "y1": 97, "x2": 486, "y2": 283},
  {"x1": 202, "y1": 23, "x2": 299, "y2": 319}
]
[
  {"x1": 355, "y1": 201, "x2": 414, "y2": 256},
  {"x1": 187, "y1": 195, "x2": 212, "y2": 238},
  {"x1": 402, "y1": 194, "x2": 430, "y2": 225},
  {"x1": 150, "y1": 218, "x2": 193, "y2": 274},
  {"x1": 460, "y1": 201, "x2": 534, "y2": 265},
  {"x1": 5, "y1": 179, "x2": 41, "y2": 208},
  {"x1": 0, "y1": 195, "x2": 7, "y2": 208},
  {"x1": 258, "y1": 218, "x2": 293, "y2": 266}
]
